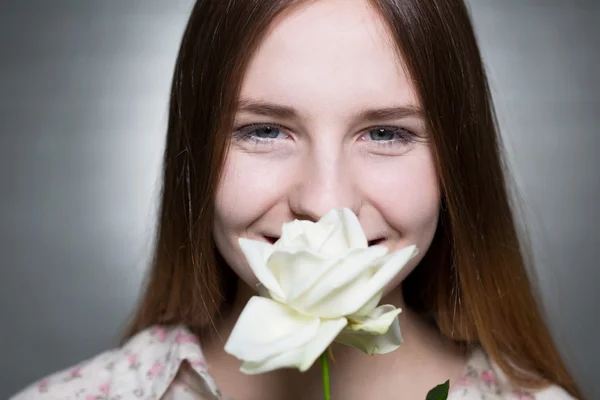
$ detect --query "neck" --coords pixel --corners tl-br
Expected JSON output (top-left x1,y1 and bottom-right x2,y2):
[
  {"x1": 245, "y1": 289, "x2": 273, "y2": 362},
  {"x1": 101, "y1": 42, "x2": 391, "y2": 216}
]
[{"x1": 201, "y1": 280, "x2": 468, "y2": 400}]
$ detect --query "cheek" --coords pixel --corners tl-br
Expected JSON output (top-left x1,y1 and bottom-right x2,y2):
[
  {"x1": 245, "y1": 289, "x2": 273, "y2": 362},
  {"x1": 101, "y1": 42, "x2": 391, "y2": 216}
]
[
  {"x1": 382, "y1": 173, "x2": 440, "y2": 240},
  {"x1": 213, "y1": 155, "x2": 257, "y2": 286},
  {"x1": 365, "y1": 150, "x2": 440, "y2": 235},
  {"x1": 360, "y1": 149, "x2": 440, "y2": 290},
  {"x1": 213, "y1": 151, "x2": 292, "y2": 287},
  {"x1": 214, "y1": 152, "x2": 286, "y2": 231},
  {"x1": 215, "y1": 156, "x2": 262, "y2": 227}
]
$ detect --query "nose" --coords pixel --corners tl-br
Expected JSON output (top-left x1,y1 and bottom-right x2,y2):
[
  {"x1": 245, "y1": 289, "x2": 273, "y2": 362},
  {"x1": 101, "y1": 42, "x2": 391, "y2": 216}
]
[{"x1": 288, "y1": 150, "x2": 361, "y2": 222}]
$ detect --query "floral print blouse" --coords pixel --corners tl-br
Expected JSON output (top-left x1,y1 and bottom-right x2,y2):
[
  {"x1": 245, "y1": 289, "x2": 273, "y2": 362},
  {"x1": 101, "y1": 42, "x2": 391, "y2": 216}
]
[{"x1": 10, "y1": 325, "x2": 575, "y2": 400}]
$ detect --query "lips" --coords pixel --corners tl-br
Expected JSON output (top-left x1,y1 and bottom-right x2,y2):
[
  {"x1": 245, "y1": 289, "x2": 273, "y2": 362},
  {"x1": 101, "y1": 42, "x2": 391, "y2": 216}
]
[
  {"x1": 368, "y1": 238, "x2": 385, "y2": 246},
  {"x1": 263, "y1": 235, "x2": 279, "y2": 245},
  {"x1": 263, "y1": 235, "x2": 385, "y2": 246}
]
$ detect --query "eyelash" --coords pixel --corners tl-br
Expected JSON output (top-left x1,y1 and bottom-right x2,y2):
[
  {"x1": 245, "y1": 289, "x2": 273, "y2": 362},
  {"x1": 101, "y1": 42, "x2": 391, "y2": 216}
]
[
  {"x1": 233, "y1": 124, "x2": 289, "y2": 144},
  {"x1": 232, "y1": 123, "x2": 417, "y2": 147}
]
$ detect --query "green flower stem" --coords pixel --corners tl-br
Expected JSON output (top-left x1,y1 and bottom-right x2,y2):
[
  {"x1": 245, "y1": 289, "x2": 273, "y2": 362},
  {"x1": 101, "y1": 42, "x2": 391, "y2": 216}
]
[{"x1": 321, "y1": 351, "x2": 332, "y2": 400}]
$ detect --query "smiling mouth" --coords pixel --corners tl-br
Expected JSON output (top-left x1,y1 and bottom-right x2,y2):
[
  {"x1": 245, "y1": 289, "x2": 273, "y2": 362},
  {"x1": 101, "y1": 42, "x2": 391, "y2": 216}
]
[
  {"x1": 264, "y1": 235, "x2": 279, "y2": 245},
  {"x1": 368, "y1": 238, "x2": 385, "y2": 246},
  {"x1": 264, "y1": 236, "x2": 384, "y2": 246}
]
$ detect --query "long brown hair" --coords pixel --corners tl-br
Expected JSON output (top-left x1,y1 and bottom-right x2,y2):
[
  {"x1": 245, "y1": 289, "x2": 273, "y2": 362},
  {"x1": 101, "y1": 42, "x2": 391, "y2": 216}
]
[{"x1": 123, "y1": 0, "x2": 582, "y2": 397}]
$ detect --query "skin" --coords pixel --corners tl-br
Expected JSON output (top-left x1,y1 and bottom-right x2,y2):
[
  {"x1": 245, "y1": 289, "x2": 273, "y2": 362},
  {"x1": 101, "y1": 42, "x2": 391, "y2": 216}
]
[{"x1": 206, "y1": 0, "x2": 468, "y2": 398}]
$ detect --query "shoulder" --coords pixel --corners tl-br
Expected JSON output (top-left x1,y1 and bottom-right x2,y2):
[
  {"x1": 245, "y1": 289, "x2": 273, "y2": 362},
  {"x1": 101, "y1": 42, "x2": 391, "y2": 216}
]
[
  {"x1": 532, "y1": 385, "x2": 577, "y2": 400},
  {"x1": 450, "y1": 384, "x2": 577, "y2": 400},
  {"x1": 9, "y1": 325, "x2": 209, "y2": 400},
  {"x1": 9, "y1": 348, "x2": 119, "y2": 400},
  {"x1": 449, "y1": 348, "x2": 578, "y2": 400}
]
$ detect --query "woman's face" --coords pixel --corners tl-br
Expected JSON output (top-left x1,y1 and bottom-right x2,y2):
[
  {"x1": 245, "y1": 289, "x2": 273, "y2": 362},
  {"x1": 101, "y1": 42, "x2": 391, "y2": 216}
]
[{"x1": 213, "y1": 0, "x2": 440, "y2": 295}]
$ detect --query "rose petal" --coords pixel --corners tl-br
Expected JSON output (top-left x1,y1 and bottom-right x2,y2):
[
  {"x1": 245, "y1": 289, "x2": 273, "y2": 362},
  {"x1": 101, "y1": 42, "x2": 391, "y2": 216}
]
[
  {"x1": 278, "y1": 220, "x2": 307, "y2": 248},
  {"x1": 347, "y1": 305, "x2": 402, "y2": 334},
  {"x1": 351, "y1": 292, "x2": 382, "y2": 317},
  {"x1": 238, "y1": 238, "x2": 284, "y2": 299},
  {"x1": 292, "y1": 246, "x2": 392, "y2": 317},
  {"x1": 318, "y1": 222, "x2": 349, "y2": 255},
  {"x1": 267, "y1": 249, "x2": 336, "y2": 302},
  {"x1": 356, "y1": 245, "x2": 417, "y2": 306},
  {"x1": 239, "y1": 317, "x2": 347, "y2": 374},
  {"x1": 336, "y1": 307, "x2": 403, "y2": 355},
  {"x1": 224, "y1": 297, "x2": 319, "y2": 363},
  {"x1": 279, "y1": 219, "x2": 329, "y2": 249},
  {"x1": 314, "y1": 245, "x2": 416, "y2": 316},
  {"x1": 312, "y1": 208, "x2": 367, "y2": 253},
  {"x1": 341, "y1": 208, "x2": 368, "y2": 249},
  {"x1": 316, "y1": 210, "x2": 349, "y2": 254}
]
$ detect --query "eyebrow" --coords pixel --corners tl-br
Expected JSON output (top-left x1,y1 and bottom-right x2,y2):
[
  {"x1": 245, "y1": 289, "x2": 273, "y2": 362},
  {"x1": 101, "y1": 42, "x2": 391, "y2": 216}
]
[{"x1": 236, "y1": 98, "x2": 424, "y2": 122}]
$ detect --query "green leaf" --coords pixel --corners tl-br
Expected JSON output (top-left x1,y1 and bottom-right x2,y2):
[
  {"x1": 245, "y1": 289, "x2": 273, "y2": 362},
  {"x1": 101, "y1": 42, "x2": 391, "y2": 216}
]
[{"x1": 425, "y1": 380, "x2": 450, "y2": 400}]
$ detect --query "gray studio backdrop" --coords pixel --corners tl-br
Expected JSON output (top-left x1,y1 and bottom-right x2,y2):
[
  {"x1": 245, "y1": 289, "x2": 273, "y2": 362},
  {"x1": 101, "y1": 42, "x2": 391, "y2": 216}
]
[{"x1": 0, "y1": 0, "x2": 598, "y2": 398}]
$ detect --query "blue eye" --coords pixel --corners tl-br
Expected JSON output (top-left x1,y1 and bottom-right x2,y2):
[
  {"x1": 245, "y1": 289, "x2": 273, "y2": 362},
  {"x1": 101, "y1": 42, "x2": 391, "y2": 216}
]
[
  {"x1": 364, "y1": 127, "x2": 416, "y2": 146},
  {"x1": 233, "y1": 124, "x2": 287, "y2": 143},
  {"x1": 232, "y1": 124, "x2": 417, "y2": 149},
  {"x1": 369, "y1": 128, "x2": 397, "y2": 141}
]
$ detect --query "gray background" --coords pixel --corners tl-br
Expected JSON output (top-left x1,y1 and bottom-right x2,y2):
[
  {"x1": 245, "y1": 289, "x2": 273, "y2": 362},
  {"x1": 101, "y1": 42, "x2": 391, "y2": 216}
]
[{"x1": 0, "y1": 0, "x2": 597, "y2": 398}]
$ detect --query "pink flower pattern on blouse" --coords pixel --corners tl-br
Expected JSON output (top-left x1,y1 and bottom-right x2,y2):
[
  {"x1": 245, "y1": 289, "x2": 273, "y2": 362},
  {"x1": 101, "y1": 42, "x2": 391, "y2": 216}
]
[{"x1": 9, "y1": 325, "x2": 576, "y2": 400}]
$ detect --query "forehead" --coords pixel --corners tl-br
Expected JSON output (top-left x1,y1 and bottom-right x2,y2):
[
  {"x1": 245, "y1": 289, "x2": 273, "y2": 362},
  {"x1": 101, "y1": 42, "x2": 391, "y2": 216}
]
[{"x1": 239, "y1": 0, "x2": 419, "y2": 116}]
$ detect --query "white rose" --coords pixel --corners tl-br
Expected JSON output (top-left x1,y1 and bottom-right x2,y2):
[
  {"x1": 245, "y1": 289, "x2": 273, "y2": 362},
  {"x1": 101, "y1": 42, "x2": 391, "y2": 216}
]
[{"x1": 224, "y1": 208, "x2": 418, "y2": 374}]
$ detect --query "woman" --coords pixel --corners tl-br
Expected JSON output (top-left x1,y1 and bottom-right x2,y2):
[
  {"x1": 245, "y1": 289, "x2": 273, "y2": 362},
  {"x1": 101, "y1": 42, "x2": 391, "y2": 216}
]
[{"x1": 12, "y1": 0, "x2": 583, "y2": 399}]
